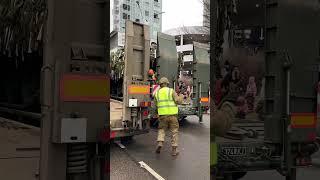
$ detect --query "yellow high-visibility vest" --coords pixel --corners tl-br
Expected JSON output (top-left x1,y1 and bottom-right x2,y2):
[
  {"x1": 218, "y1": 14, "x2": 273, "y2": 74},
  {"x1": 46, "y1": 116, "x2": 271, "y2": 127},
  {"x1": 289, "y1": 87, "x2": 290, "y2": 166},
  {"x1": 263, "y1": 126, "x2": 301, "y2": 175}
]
[{"x1": 155, "y1": 87, "x2": 178, "y2": 115}]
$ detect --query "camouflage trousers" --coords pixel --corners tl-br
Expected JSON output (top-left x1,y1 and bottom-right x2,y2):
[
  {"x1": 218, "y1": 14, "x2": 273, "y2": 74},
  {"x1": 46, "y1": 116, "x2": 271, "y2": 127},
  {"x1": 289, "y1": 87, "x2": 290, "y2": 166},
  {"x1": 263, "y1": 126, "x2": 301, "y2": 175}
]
[{"x1": 157, "y1": 115, "x2": 179, "y2": 147}]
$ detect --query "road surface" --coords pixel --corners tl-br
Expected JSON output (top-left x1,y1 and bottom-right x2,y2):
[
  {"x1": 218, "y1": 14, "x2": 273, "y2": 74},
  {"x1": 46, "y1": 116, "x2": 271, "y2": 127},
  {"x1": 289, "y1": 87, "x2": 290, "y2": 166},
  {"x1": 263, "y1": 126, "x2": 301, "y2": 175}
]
[
  {"x1": 0, "y1": 117, "x2": 40, "y2": 180},
  {"x1": 110, "y1": 115, "x2": 210, "y2": 180}
]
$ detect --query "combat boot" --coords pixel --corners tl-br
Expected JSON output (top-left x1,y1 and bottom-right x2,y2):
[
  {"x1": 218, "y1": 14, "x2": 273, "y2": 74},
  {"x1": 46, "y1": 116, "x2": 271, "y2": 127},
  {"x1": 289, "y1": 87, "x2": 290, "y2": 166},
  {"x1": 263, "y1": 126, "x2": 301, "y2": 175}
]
[
  {"x1": 155, "y1": 142, "x2": 163, "y2": 154},
  {"x1": 172, "y1": 146, "x2": 179, "y2": 156}
]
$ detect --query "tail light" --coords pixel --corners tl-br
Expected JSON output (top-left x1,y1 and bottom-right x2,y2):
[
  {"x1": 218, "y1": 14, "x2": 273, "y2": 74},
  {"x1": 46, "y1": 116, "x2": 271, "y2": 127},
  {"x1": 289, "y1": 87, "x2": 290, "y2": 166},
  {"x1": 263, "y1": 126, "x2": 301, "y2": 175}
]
[
  {"x1": 100, "y1": 128, "x2": 110, "y2": 143},
  {"x1": 200, "y1": 97, "x2": 209, "y2": 103},
  {"x1": 110, "y1": 131, "x2": 116, "y2": 139},
  {"x1": 296, "y1": 156, "x2": 312, "y2": 166},
  {"x1": 140, "y1": 101, "x2": 151, "y2": 107},
  {"x1": 307, "y1": 132, "x2": 317, "y2": 141},
  {"x1": 104, "y1": 163, "x2": 110, "y2": 174},
  {"x1": 143, "y1": 110, "x2": 149, "y2": 117}
]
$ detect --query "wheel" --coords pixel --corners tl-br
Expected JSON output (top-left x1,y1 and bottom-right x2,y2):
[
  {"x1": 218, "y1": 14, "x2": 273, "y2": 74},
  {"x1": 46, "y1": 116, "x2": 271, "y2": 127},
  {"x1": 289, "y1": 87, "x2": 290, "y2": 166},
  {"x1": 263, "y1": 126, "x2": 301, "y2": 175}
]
[
  {"x1": 150, "y1": 117, "x2": 159, "y2": 128},
  {"x1": 232, "y1": 172, "x2": 247, "y2": 180}
]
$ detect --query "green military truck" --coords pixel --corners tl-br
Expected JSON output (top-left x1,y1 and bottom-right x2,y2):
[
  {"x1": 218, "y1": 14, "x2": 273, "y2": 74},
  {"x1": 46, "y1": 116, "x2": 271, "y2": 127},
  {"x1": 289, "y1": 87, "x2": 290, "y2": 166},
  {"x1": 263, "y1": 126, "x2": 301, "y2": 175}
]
[
  {"x1": 151, "y1": 32, "x2": 210, "y2": 124},
  {"x1": 211, "y1": 0, "x2": 320, "y2": 179}
]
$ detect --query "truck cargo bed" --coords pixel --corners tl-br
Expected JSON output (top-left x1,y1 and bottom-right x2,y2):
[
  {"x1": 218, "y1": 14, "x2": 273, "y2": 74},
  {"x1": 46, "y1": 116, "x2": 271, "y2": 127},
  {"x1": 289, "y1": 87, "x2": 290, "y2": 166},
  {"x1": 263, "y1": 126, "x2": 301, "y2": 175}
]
[{"x1": 110, "y1": 99, "x2": 123, "y2": 129}]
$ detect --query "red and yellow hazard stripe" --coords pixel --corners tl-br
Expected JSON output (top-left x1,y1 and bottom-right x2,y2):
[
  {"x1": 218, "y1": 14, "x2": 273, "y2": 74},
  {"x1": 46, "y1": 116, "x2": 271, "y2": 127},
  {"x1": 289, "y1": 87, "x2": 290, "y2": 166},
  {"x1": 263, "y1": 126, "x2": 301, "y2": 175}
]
[
  {"x1": 291, "y1": 113, "x2": 316, "y2": 128},
  {"x1": 128, "y1": 85, "x2": 150, "y2": 95},
  {"x1": 60, "y1": 74, "x2": 109, "y2": 102}
]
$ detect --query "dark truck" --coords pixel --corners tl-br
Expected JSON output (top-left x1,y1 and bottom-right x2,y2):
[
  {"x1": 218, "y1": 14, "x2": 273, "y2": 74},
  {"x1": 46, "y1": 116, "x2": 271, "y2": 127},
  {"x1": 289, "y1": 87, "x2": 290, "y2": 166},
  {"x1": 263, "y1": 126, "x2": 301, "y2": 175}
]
[{"x1": 212, "y1": 0, "x2": 320, "y2": 179}]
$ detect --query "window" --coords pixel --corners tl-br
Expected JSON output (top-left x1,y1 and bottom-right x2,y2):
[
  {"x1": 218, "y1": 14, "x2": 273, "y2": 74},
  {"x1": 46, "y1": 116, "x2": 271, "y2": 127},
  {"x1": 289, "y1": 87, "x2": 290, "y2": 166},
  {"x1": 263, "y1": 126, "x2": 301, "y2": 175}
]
[
  {"x1": 154, "y1": 0, "x2": 158, "y2": 2},
  {"x1": 135, "y1": 19, "x2": 140, "y2": 22},
  {"x1": 154, "y1": 3, "x2": 160, "y2": 8},
  {"x1": 123, "y1": 13, "x2": 130, "y2": 19},
  {"x1": 123, "y1": 4, "x2": 130, "y2": 11},
  {"x1": 145, "y1": 11, "x2": 149, "y2": 16},
  {"x1": 154, "y1": 13, "x2": 158, "y2": 19},
  {"x1": 145, "y1": 1, "x2": 149, "y2": 6}
]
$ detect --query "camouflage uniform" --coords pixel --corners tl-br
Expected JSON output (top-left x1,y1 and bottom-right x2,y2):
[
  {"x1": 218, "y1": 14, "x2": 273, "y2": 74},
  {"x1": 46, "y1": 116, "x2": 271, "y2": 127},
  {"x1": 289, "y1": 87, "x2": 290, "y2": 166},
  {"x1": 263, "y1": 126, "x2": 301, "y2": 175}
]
[{"x1": 154, "y1": 77, "x2": 183, "y2": 156}]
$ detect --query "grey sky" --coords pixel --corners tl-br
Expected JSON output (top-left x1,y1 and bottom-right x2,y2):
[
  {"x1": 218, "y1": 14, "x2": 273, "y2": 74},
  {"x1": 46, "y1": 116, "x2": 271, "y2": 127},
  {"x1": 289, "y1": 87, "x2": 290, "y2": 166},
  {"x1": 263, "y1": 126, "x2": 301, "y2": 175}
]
[
  {"x1": 162, "y1": 0, "x2": 203, "y2": 31},
  {"x1": 110, "y1": 0, "x2": 203, "y2": 32}
]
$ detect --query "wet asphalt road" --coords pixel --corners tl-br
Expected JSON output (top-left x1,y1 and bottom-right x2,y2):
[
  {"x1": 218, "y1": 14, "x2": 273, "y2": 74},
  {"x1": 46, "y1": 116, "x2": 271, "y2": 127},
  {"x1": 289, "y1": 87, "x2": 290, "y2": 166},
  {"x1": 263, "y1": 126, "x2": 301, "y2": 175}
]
[
  {"x1": 110, "y1": 144, "x2": 155, "y2": 180},
  {"x1": 110, "y1": 115, "x2": 210, "y2": 180}
]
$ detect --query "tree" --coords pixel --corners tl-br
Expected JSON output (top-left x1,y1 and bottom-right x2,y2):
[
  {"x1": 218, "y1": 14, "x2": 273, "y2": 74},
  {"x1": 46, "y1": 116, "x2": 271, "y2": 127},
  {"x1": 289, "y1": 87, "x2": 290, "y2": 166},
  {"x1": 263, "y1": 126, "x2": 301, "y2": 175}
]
[
  {"x1": 110, "y1": 48, "x2": 125, "y2": 81},
  {"x1": 0, "y1": 0, "x2": 47, "y2": 55}
]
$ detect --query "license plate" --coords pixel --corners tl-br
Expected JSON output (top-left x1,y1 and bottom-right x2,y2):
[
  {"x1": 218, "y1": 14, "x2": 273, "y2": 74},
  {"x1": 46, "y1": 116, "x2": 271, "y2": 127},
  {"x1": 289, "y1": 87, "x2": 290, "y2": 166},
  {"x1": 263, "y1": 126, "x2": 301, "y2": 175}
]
[{"x1": 222, "y1": 147, "x2": 247, "y2": 156}]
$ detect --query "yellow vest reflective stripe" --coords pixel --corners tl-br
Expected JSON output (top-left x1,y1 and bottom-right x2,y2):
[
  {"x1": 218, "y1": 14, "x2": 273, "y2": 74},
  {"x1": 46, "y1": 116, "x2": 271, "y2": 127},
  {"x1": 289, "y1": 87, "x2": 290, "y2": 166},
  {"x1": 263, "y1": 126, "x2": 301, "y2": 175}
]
[{"x1": 155, "y1": 87, "x2": 178, "y2": 115}]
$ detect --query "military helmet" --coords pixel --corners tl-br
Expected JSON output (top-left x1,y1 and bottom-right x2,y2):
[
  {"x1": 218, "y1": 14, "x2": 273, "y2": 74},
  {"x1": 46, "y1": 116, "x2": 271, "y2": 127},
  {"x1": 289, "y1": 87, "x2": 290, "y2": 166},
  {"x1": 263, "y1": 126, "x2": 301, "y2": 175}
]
[{"x1": 159, "y1": 77, "x2": 170, "y2": 85}]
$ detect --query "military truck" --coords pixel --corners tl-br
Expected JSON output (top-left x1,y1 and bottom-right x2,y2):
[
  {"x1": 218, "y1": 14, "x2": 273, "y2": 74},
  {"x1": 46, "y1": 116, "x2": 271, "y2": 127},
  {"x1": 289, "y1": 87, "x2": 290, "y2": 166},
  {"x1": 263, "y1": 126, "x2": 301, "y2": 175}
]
[
  {"x1": 151, "y1": 32, "x2": 210, "y2": 124},
  {"x1": 212, "y1": 0, "x2": 320, "y2": 179},
  {"x1": 110, "y1": 21, "x2": 210, "y2": 138},
  {"x1": 110, "y1": 21, "x2": 152, "y2": 140}
]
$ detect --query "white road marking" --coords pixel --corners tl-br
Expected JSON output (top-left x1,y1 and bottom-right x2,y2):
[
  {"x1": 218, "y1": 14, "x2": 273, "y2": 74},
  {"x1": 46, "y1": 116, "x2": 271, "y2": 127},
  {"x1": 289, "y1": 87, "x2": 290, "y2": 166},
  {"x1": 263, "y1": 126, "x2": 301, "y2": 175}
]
[
  {"x1": 115, "y1": 141, "x2": 126, "y2": 149},
  {"x1": 138, "y1": 161, "x2": 165, "y2": 180}
]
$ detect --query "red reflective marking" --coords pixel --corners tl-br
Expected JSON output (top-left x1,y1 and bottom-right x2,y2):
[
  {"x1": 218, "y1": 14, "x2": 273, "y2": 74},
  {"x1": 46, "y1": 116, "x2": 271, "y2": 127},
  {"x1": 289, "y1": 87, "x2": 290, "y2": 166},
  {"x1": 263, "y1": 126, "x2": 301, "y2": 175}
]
[
  {"x1": 307, "y1": 132, "x2": 317, "y2": 141},
  {"x1": 111, "y1": 131, "x2": 116, "y2": 139},
  {"x1": 152, "y1": 84, "x2": 159, "y2": 93},
  {"x1": 143, "y1": 110, "x2": 149, "y2": 116},
  {"x1": 105, "y1": 164, "x2": 110, "y2": 173},
  {"x1": 100, "y1": 128, "x2": 110, "y2": 144}
]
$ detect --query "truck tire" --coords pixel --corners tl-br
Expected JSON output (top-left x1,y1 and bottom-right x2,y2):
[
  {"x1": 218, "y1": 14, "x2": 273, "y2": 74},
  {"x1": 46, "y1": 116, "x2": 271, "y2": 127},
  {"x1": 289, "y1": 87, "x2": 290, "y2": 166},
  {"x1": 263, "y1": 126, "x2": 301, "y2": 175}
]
[{"x1": 232, "y1": 172, "x2": 247, "y2": 180}]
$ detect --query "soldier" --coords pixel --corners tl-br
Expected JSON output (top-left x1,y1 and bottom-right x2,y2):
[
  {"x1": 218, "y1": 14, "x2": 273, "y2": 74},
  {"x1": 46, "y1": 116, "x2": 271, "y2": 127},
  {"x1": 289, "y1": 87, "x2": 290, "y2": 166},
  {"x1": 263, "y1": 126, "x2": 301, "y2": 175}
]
[{"x1": 154, "y1": 77, "x2": 183, "y2": 156}]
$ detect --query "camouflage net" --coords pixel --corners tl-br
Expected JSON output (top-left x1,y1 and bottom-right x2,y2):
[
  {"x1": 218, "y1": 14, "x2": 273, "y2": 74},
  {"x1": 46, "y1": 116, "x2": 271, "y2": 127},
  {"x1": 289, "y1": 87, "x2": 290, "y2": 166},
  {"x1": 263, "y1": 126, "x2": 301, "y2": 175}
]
[{"x1": 0, "y1": 0, "x2": 47, "y2": 56}]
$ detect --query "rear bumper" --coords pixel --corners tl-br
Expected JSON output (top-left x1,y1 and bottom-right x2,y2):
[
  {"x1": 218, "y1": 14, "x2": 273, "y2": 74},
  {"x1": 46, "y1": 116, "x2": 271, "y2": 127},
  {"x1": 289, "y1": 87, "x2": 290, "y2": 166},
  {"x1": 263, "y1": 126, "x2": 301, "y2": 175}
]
[{"x1": 110, "y1": 128, "x2": 149, "y2": 139}]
